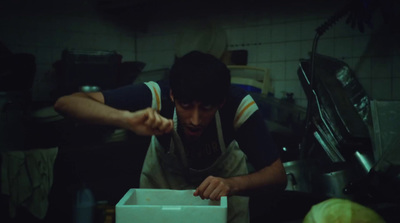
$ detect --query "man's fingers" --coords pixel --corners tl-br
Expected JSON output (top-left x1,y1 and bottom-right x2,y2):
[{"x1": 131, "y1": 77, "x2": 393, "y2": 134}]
[
  {"x1": 152, "y1": 112, "x2": 162, "y2": 128},
  {"x1": 134, "y1": 109, "x2": 149, "y2": 123},
  {"x1": 194, "y1": 176, "x2": 230, "y2": 201},
  {"x1": 142, "y1": 108, "x2": 173, "y2": 133},
  {"x1": 144, "y1": 109, "x2": 156, "y2": 126},
  {"x1": 202, "y1": 181, "x2": 216, "y2": 199},
  {"x1": 195, "y1": 178, "x2": 211, "y2": 199},
  {"x1": 158, "y1": 119, "x2": 173, "y2": 132},
  {"x1": 195, "y1": 176, "x2": 221, "y2": 200},
  {"x1": 209, "y1": 188, "x2": 222, "y2": 201},
  {"x1": 129, "y1": 108, "x2": 173, "y2": 136},
  {"x1": 193, "y1": 188, "x2": 199, "y2": 196}
]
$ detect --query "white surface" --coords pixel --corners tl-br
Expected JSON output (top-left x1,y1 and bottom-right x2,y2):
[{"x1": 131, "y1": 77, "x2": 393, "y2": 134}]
[
  {"x1": 228, "y1": 65, "x2": 272, "y2": 94},
  {"x1": 116, "y1": 189, "x2": 227, "y2": 223},
  {"x1": 174, "y1": 21, "x2": 227, "y2": 59}
]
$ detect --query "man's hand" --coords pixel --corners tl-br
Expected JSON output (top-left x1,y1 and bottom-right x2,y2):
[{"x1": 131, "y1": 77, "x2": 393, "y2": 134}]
[
  {"x1": 193, "y1": 159, "x2": 287, "y2": 201},
  {"x1": 193, "y1": 176, "x2": 235, "y2": 201},
  {"x1": 125, "y1": 107, "x2": 173, "y2": 136}
]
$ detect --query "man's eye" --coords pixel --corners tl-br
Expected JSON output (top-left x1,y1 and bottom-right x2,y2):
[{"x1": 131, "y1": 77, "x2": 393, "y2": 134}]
[
  {"x1": 201, "y1": 104, "x2": 214, "y2": 110},
  {"x1": 180, "y1": 102, "x2": 191, "y2": 108}
]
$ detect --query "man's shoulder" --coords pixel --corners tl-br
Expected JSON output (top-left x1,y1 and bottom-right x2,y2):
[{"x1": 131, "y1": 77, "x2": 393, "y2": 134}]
[
  {"x1": 155, "y1": 80, "x2": 174, "y2": 117},
  {"x1": 221, "y1": 86, "x2": 260, "y2": 128},
  {"x1": 156, "y1": 79, "x2": 170, "y2": 88},
  {"x1": 225, "y1": 85, "x2": 253, "y2": 109},
  {"x1": 230, "y1": 85, "x2": 249, "y2": 99},
  {"x1": 219, "y1": 86, "x2": 249, "y2": 117}
]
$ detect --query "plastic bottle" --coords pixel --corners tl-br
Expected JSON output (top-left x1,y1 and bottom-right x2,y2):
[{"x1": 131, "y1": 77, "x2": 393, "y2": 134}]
[{"x1": 74, "y1": 183, "x2": 95, "y2": 223}]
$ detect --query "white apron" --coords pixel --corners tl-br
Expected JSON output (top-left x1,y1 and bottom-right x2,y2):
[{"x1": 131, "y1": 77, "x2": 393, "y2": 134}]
[{"x1": 140, "y1": 109, "x2": 250, "y2": 223}]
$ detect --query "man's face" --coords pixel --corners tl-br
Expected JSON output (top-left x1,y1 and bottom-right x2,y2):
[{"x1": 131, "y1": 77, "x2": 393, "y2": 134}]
[{"x1": 171, "y1": 92, "x2": 221, "y2": 142}]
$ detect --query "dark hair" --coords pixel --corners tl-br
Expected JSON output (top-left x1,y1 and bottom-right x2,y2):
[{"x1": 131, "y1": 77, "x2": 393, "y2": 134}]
[{"x1": 169, "y1": 51, "x2": 230, "y2": 105}]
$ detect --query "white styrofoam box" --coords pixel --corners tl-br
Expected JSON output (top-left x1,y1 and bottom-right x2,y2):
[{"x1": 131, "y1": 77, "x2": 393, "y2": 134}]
[{"x1": 116, "y1": 189, "x2": 227, "y2": 223}]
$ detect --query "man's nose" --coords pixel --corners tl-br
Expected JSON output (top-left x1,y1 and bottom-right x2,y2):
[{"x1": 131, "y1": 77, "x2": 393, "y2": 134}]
[{"x1": 190, "y1": 108, "x2": 201, "y2": 126}]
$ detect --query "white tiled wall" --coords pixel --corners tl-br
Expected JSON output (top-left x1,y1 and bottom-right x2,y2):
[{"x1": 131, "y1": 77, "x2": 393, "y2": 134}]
[
  {"x1": 134, "y1": 9, "x2": 398, "y2": 108},
  {"x1": 1, "y1": 2, "x2": 398, "y2": 105}
]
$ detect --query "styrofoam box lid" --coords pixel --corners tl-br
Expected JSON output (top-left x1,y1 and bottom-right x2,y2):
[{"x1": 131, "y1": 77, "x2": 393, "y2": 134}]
[{"x1": 116, "y1": 188, "x2": 227, "y2": 223}]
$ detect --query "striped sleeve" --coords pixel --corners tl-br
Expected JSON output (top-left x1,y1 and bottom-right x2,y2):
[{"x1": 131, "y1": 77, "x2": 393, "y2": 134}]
[
  {"x1": 144, "y1": 81, "x2": 162, "y2": 112},
  {"x1": 234, "y1": 94, "x2": 259, "y2": 130}
]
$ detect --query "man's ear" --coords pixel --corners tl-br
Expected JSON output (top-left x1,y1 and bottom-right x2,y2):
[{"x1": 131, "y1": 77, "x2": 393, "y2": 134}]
[{"x1": 170, "y1": 90, "x2": 174, "y2": 102}]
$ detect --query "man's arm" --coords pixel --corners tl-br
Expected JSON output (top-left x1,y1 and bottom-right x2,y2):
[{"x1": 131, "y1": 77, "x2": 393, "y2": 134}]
[
  {"x1": 194, "y1": 91, "x2": 287, "y2": 200},
  {"x1": 54, "y1": 92, "x2": 173, "y2": 136},
  {"x1": 194, "y1": 158, "x2": 287, "y2": 200}
]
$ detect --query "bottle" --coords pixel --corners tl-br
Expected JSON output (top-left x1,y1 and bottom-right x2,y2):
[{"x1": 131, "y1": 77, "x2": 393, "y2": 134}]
[{"x1": 74, "y1": 183, "x2": 95, "y2": 223}]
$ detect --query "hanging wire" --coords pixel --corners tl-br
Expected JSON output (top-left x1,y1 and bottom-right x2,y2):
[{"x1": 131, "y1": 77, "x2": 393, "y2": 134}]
[{"x1": 301, "y1": 5, "x2": 352, "y2": 158}]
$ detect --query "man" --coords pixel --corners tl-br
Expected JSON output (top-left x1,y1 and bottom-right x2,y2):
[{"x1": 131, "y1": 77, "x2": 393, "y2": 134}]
[{"x1": 54, "y1": 51, "x2": 287, "y2": 223}]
